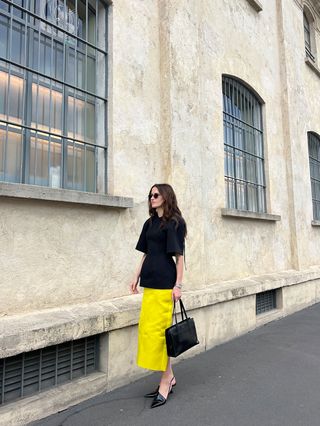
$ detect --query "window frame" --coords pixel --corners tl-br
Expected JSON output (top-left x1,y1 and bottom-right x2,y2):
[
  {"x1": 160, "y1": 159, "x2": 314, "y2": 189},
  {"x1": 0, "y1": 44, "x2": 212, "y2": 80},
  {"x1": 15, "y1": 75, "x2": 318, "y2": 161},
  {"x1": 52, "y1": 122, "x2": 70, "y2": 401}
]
[
  {"x1": 303, "y1": 6, "x2": 317, "y2": 63},
  {"x1": 0, "y1": 0, "x2": 108, "y2": 193},
  {"x1": 222, "y1": 75, "x2": 267, "y2": 214},
  {"x1": 308, "y1": 131, "x2": 320, "y2": 221}
]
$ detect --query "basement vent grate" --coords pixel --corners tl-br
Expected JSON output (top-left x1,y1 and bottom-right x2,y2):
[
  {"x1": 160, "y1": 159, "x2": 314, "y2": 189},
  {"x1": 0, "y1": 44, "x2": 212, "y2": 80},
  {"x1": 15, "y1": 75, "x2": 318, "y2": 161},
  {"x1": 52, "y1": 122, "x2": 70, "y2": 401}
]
[
  {"x1": 256, "y1": 290, "x2": 277, "y2": 315},
  {"x1": 0, "y1": 335, "x2": 99, "y2": 406}
]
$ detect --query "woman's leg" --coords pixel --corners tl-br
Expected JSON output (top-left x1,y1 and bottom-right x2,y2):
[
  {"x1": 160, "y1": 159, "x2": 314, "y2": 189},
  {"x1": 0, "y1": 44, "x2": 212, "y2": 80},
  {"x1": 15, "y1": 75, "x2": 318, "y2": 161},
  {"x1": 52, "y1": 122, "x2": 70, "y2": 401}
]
[{"x1": 158, "y1": 359, "x2": 176, "y2": 397}]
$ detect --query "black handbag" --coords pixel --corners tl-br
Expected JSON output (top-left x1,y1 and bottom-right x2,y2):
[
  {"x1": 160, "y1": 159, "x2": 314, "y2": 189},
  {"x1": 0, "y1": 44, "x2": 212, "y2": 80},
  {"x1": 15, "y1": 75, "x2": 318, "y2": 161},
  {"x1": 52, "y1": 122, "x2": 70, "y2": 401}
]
[{"x1": 165, "y1": 299, "x2": 199, "y2": 357}]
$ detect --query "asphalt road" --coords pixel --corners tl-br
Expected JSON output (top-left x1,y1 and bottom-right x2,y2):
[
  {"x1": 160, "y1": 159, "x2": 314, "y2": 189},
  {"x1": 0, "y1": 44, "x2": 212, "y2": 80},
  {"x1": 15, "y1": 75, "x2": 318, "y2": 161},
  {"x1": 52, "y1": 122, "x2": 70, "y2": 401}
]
[{"x1": 30, "y1": 302, "x2": 320, "y2": 426}]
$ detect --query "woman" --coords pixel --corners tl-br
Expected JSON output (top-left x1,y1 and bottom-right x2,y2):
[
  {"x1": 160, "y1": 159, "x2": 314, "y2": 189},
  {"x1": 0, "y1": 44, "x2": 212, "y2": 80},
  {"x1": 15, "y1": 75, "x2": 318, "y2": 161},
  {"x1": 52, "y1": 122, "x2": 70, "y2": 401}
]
[{"x1": 130, "y1": 183, "x2": 187, "y2": 409}]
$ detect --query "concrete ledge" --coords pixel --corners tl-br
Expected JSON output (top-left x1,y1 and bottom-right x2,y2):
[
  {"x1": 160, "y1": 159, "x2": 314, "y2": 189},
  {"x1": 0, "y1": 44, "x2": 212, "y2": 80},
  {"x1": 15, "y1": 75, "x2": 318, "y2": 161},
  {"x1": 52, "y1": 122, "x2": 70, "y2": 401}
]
[
  {"x1": 305, "y1": 57, "x2": 320, "y2": 78},
  {"x1": 221, "y1": 208, "x2": 281, "y2": 222},
  {"x1": 0, "y1": 182, "x2": 133, "y2": 209},
  {"x1": 1, "y1": 266, "x2": 320, "y2": 358},
  {"x1": 246, "y1": 0, "x2": 263, "y2": 12},
  {"x1": 312, "y1": 220, "x2": 320, "y2": 226}
]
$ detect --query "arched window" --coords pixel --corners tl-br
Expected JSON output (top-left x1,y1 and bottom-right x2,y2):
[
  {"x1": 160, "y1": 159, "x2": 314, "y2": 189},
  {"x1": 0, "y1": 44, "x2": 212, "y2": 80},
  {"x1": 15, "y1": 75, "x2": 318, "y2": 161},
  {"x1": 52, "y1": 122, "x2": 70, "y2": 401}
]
[
  {"x1": 222, "y1": 76, "x2": 266, "y2": 213},
  {"x1": 303, "y1": 9, "x2": 315, "y2": 61},
  {"x1": 308, "y1": 132, "x2": 320, "y2": 220}
]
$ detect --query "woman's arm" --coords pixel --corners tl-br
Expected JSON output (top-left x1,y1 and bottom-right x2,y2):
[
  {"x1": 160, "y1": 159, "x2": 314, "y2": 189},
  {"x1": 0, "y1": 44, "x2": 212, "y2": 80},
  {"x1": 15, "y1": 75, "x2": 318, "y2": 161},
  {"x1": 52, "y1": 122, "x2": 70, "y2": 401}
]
[
  {"x1": 172, "y1": 254, "x2": 183, "y2": 301},
  {"x1": 130, "y1": 254, "x2": 146, "y2": 294}
]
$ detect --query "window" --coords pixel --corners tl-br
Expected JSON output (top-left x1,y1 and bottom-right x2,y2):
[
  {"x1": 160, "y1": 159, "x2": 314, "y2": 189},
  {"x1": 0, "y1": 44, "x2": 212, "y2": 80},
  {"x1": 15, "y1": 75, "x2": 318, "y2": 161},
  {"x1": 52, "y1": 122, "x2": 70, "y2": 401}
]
[
  {"x1": 0, "y1": 0, "x2": 108, "y2": 192},
  {"x1": 308, "y1": 132, "x2": 320, "y2": 220},
  {"x1": 304, "y1": 12, "x2": 314, "y2": 61},
  {"x1": 222, "y1": 76, "x2": 266, "y2": 213}
]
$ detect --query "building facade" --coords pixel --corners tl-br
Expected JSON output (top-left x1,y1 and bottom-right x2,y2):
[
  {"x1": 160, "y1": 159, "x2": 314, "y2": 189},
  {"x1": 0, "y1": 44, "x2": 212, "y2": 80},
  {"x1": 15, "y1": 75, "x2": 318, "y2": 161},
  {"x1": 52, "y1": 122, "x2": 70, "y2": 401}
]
[{"x1": 1, "y1": 0, "x2": 320, "y2": 424}]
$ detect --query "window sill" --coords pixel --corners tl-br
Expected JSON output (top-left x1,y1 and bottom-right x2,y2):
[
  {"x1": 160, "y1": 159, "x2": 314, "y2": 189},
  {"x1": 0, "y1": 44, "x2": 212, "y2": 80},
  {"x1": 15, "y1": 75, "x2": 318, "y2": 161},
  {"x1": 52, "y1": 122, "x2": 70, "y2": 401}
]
[
  {"x1": 221, "y1": 208, "x2": 281, "y2": 222},
  {"x1": 305, "y1": 57, "x2": 320, "y2": 78},
  {"x1": 311, "y1": 220, "x2": 320, "y2": 227},
  {"x1": 246, "y1": 0, "x2": 263, "y2": 12},
  {"x1": 0, "y1": 182, "x2": 133, "y2": 209}
]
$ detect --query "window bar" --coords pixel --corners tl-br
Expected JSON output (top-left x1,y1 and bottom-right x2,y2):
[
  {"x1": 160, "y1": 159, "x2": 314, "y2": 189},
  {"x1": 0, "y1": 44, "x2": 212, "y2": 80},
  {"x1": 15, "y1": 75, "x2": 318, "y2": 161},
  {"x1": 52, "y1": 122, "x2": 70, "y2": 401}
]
[
  {"x1": 84, "y1": 338, "x2": 87, "y2": 375},
  {"x1": 39, "y1": 348, "x2": 42, "y2": 392},
  {"x1": 73, "y1": 0, "x2": 77, "y2": 190},
  {"x1": 48, "y1": 34, "x2": 54, "y2": 186},
  {"x1": 104, "y1": 1, "x2": 108, "y2": 194},
  {"x1": 224, "y1": 140, "x2": 264, "y2": 160},
  {"x1": 21, "y1": 353, "x2": 25, "y2": 397},
  {"x1": 72, "y1": 140, "x2": 75, "y2": 189},
  {"x1": 232, "y1": 118, "x2": 237, "y2": 209},
  {"x1": 3, "y1": 2, "x2": 14, "y2": 181},
  {"x1": 62, "y1": 0, "x2": 67, "y2": 190},
  {"x1": 0, "y1": 56, "x2": 107, "y2": 103},
  {"x1": 34, "y1": 17, "x2": 42, "y2": 186},
  {"x1": 84, "y1": 0, "x2": 88, "y2": 191},
  {"x1": 20, "y1": 1, "x2": 29, "y2": 182},
  {"x1": 2, "y1": 118, "x2": 106, "y2": 150},
  {"x1": 54, "y1": 345, "x2": 58, "y2": 386},
  {"x1": 260, "y1": 107, "x2": 266, "y2": 212},
  {"x1": 224, "y1": 110, "x2": 264, "y2": 133},
  {"x1": 70, "y1": 341, "x2": 73, "y2": 380},
  {"x1": 96, "y1": 0, "x2": 98, "y2": 47},
  {"x1": 1, "y1": 359, "x2": 5, "y2": 404}
]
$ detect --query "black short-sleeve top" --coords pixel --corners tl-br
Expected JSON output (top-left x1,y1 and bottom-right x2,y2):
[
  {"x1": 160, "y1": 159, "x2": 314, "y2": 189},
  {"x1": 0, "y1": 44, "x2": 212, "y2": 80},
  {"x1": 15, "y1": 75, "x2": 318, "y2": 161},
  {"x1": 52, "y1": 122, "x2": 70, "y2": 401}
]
[{"x1": 135, "y1": 213, "x2": 185, "y2": 289}]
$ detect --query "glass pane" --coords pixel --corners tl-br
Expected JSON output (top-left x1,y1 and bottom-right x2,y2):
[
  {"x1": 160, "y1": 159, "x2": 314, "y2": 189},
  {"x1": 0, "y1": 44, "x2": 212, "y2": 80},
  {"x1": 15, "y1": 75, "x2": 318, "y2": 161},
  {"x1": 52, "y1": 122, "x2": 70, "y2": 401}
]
[
  {"x1": 11, "y1": 21, "x2": 26, "y2": 65},
  {"x1": 0, "y1": 1, "x2": 9, "y2": 12},
  {"x1": 67, "y1": 93, "x2": 85, "y2": 140},
  {"x1": 0, "y1": 71, "x2": 24, "y2": 124},
  {"x1": 0, "y1": 14, "x2": 9, "y2": 59},
  {"x1": 31, "y1": 83, "x2": 63, "y2": 134},
  {"x1": 86, "y1": 146, "x2": 95, "y2": 192},
  {"x1": 29, "y1": 136, "x2": 49, "y2": 185},
  {"x1": 87, "y1": 55, "x2": 95, "y2": 93},
  {"x1": 0, "y1": 128, "x2": 23, "y2": 183},
  {"x1": 225, "y1": 177, "x2": 235, "y2": 209},
  {"x1": 86, "y1": 99, "x2": 95, "y2": 142}
]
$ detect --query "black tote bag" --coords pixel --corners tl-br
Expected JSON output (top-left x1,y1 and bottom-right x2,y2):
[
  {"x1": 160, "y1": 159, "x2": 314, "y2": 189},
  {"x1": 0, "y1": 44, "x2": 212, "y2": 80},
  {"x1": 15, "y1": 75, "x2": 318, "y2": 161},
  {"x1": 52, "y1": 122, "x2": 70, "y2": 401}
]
[{"x1": 165, "y1": 299, "x2": 199, "y2": 357}]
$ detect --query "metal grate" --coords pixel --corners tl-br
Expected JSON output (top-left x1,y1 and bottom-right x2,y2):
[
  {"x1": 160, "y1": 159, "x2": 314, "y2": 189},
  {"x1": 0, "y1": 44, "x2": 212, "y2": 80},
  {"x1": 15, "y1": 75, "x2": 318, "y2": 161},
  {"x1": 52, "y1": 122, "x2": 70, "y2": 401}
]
[
  {"x1": 256, "y1": 290, "x2": 276, "y2": 315},
  {"x1": 222, "y1": 76, "x2": 266, "y2": 213},
  {"x1": 0, "y1": 335, "x2": 99, "y2": 406},
  {"x1": 0, "y1": 0, "x2": 108, "y2": 192},
  {"x1": 308, "y1": 132, "x2": 320, "y2": 220},
  {"x1": 304, "y1": 11, "x2": 315, "y2": 61}
]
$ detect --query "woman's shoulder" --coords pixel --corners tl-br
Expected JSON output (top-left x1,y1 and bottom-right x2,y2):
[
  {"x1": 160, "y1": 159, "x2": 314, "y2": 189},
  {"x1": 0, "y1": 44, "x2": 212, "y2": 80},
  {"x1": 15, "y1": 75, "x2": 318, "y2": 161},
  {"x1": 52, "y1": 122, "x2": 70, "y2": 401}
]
[{"x1": 168, "y1": 216, "x2": 186, "y2": 230}]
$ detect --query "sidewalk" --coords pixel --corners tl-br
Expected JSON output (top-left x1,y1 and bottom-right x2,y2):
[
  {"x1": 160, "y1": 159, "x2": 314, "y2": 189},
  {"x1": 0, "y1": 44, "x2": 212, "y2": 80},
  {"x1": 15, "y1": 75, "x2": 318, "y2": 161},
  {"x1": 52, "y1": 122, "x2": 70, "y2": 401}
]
[{"x1": 30, "y1": 303, "x2": 320, "y2": 426}]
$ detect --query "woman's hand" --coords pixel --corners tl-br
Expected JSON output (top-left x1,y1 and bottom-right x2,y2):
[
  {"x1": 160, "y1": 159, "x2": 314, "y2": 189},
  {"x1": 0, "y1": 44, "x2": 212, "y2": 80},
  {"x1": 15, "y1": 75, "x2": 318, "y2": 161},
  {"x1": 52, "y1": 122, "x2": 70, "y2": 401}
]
[
  {"x1": 172, "y1": 286, "x2": 181, "y2": 302},
  {"x1": 129, "y1": 277, "x2": 139, "y2": 294}
]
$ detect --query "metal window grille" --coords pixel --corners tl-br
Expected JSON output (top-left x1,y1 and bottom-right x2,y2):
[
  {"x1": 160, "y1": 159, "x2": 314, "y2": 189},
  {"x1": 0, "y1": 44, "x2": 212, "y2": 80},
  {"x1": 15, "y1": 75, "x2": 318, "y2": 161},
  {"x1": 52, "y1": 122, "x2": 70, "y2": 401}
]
[
  {"x1": 256, "y1": 290, "x2": 276, "y2": 315},
  {"x1": 0, "y1": 335, "x2": 99, "y2": 406},
  {"x1": 303, "y1": 12, "x2": 315, "y2": 61},
  {"x1": 0, "y1": 0, "x2": 108, "y2": 192},
  {"x1": 222, "y1": 76, "x2": 266, "y2": 213},
  {"x1": 308, "y1": 132, "x2": 320, "y2": 220}
]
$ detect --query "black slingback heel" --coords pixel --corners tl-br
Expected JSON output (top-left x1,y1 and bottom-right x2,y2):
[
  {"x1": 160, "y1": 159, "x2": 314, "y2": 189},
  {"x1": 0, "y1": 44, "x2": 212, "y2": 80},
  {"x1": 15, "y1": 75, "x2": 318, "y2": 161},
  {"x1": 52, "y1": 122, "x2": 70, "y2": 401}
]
[
  {"x1": 144, "y1": 379, "x2": 176, "y2": 398},
  {"x1": 150, "y1": 377, "x2": 175, "y2": 408}
]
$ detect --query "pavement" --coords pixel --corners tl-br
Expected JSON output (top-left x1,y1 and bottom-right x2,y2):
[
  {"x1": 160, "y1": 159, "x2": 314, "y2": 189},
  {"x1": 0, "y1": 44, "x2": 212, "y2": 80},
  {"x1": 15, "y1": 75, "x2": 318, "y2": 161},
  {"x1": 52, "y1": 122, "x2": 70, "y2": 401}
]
[{"x1": 30, "y1": 302, "x2": 320, "y2": 426}]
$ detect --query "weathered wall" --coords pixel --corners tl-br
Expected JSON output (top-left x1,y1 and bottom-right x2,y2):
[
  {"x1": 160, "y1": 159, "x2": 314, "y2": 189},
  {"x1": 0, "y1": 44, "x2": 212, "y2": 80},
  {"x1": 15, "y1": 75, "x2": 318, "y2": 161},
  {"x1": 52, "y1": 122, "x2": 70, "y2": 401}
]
[
  {"x1": 279, "y1": 0, "x2": 320, "y2": 269},
  {"x1": 0, "y1": 0, "x2": 320, "y2": 316}
]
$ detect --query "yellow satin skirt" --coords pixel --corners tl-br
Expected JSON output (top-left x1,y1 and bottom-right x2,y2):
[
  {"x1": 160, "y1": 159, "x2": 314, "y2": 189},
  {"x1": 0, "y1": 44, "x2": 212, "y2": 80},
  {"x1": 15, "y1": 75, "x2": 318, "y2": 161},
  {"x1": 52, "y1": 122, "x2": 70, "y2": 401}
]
[{"x1": 137, "y1": 288, "x2": 173, "y2": 371}]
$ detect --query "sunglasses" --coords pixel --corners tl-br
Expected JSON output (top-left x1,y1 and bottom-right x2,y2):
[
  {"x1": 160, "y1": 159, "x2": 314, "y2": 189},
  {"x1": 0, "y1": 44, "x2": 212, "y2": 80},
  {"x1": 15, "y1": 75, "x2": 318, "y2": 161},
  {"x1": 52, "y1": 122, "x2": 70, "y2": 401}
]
[{"x1": 148, "y1": 192, "x2": 160, "y2": 200}]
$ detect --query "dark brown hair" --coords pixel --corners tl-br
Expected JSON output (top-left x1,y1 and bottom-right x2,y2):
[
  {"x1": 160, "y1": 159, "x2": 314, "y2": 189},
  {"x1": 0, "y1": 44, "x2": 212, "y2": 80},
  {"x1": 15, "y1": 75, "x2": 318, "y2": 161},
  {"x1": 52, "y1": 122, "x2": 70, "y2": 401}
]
[{"x1": 148, "y1": 183, "x2": 187, "y2": 237}]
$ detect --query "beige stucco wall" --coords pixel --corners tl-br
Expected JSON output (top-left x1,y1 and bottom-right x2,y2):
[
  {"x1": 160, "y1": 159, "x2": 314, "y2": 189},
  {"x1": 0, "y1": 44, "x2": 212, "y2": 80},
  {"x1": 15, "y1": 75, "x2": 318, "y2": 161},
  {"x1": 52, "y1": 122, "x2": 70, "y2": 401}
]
[
  {"x1": 0, "y1": 0, "x2": 320, "y2": 317},
  {"x1": 279, "y1": 0, "x2": 320, "y2": 269}
]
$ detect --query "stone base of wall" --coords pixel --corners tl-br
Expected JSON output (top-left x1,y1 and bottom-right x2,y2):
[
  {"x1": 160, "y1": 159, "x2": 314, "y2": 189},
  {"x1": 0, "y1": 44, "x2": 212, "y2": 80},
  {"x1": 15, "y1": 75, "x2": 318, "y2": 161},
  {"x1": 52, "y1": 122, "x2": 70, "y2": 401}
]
[{"x1": 1, "y1": 266, "x2": 320, "y2": 426}]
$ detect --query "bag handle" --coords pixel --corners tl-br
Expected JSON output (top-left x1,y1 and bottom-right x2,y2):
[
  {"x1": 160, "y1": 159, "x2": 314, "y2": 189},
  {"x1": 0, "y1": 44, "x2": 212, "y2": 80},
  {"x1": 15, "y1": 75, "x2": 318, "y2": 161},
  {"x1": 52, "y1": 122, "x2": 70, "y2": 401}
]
[{"x1": 172, "y1": 299, "x2": 189, "y2": 323}]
